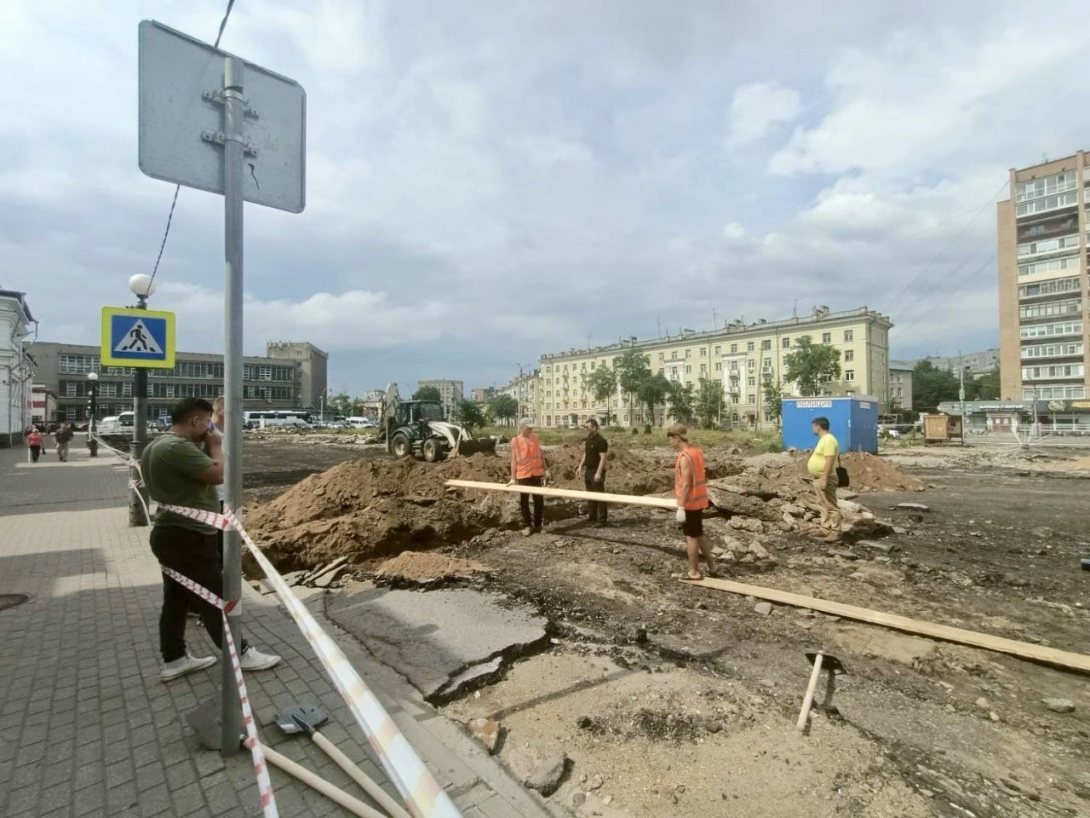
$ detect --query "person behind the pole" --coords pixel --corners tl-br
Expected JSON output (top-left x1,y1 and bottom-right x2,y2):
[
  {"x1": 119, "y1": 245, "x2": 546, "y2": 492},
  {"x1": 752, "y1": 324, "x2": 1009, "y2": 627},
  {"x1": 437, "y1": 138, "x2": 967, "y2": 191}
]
[
  {"x1": 578, "y1": 417, "x2": 609, "y2": 526},
  {"x1": 807, "y1": 415, "x2": 842, "y2": 543},
  {"x1": 54, "y1": 423, "x2": 73, "y2": 462},
  {"x1": 508, "y1": 417, "x2": 549, "y2": 536},
  {"x1": 26, "y1": 426, "x2": 43, "y2": 462},
  {"x1": 141, "y1": 397, "x2": 282, "y2": 682},
  {"x1": 667, "y1": 423, "x2": 717, "y2": 580}
]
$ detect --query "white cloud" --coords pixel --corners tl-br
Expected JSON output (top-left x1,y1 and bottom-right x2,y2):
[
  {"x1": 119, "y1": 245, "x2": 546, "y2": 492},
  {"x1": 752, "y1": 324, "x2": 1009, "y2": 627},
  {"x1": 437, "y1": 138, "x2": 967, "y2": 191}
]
[{"x1": 725, "y1": 81, "x2": 801, "y2": 147}]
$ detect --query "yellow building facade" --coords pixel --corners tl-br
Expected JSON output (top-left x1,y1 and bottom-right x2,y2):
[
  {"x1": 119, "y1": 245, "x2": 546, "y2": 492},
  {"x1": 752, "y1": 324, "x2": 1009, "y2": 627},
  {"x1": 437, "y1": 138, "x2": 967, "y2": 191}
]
[{"x1": 533, "y1": 307, "x2": 892, "y2": 427}]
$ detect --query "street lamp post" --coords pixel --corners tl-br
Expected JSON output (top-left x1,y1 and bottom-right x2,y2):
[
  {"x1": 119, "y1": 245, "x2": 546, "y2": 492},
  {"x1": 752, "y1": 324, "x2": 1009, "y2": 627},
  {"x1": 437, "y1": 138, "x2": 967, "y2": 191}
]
[
  {"x1": 86, "y1": 372, "x2": 99, "y2": 457},
  {"x1": 128, "y1": 274, "x2": 155, "y2": 526}
]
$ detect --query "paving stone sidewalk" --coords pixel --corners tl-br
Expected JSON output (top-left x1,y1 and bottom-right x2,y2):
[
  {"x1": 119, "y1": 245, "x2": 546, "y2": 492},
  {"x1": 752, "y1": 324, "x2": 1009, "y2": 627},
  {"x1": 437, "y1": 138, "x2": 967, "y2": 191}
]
[{"x1": 0, "y1": 445, "x2": 557, "y2": 818}]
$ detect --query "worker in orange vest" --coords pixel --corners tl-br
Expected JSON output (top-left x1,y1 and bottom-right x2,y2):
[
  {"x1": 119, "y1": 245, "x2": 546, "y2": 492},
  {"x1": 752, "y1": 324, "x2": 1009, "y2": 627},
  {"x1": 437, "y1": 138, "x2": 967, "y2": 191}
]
[
  {"x1": 508, "y1": 417, "x2": 550, "y2": 536},
  {"x1": 668, "y1": 423, "x2": 716, "y2": 580}
]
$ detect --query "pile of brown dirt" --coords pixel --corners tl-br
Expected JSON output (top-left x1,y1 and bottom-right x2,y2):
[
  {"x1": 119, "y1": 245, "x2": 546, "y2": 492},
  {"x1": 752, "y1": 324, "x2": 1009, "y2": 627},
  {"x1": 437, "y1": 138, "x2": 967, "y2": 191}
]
[
  {"x1": 374, "y1": 551, "x2": 492, "y2": 584},
  {"x1": 840, "y1": 452, "x2": 926, "y2": 492},
  {"x1": 246, "y1": 444, "x2": 669, "y2": 569}
]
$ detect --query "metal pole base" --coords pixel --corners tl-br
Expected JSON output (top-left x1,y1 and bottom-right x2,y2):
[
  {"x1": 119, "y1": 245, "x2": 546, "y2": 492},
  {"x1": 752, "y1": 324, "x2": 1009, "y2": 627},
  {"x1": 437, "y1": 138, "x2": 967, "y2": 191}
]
[{"x1": 187, "y1": 693, "x2": 242, "y2": 751}]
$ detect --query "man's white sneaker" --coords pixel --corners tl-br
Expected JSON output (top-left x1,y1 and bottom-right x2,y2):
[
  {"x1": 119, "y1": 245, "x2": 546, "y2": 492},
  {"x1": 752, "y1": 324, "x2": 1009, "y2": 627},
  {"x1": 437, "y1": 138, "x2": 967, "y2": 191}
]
[
  {"x1": 240, "y1": 646, "x2": 282, "y2": 672},
  {"x1": 161, "y1": 653, "x2": 217, "y2": 682}
]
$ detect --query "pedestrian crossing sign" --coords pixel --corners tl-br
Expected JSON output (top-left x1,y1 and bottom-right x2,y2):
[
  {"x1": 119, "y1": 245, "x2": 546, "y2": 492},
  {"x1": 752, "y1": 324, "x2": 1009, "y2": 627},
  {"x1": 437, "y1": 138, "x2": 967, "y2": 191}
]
[{"x1": 100, "y1": 307, "x2": 176, "y2": 368}]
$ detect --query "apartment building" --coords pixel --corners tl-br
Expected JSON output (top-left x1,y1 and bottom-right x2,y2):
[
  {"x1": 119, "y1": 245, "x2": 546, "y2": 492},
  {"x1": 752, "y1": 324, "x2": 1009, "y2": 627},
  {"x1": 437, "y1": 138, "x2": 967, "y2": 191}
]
[
  {"x1": 998, "y1": 152, "x2": 1090, "y2": 402},
  {"x1": 500, "y1": 371, "x2": 539, "y2": 420},
  {"x1": 534, "y1": 306, "x2": 892, "y2": 428},
  {"x1": 416, "y1": 379, "x2": 464, "y2": 419},
  {"x1": 888, "y1": 362, "x2": 914, "y2": 412},
  {"x1": 266, "y1": 341, "x2": 329, "y2": 409},
  {"x1": 28, "y1": 340, "x2": 326, "y2": 422}
]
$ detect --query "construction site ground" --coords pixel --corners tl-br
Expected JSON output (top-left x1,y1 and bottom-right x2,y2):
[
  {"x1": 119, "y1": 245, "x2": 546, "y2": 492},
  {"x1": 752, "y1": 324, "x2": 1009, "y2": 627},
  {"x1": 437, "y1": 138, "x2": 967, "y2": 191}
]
[{"x1": 242, "y1": 435, "x2": 1090, "y2": 818}]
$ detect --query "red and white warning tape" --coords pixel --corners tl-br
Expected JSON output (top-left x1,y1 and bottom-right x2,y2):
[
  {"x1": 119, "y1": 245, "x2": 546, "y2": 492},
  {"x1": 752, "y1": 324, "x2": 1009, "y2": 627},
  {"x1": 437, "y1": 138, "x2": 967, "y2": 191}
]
[
  {"x1": 159, "y1": 564, "x2": 277, "y2": 816},
  {"x1": 160, "y1": 503, "x2": 462, "y2": 818}
]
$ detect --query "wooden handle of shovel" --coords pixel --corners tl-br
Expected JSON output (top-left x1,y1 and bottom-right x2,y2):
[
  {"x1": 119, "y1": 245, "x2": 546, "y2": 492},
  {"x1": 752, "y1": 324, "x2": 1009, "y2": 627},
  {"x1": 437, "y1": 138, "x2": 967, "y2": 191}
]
[
  {"x1": 796, "y1": 653, "x2": 825, "y2": 732},
  {"x1": 263, "y1": 746, "x2": 388, "y2": 818},
  {"x1": 312, "y1": 730, "x2": 413, "y2": 818}
]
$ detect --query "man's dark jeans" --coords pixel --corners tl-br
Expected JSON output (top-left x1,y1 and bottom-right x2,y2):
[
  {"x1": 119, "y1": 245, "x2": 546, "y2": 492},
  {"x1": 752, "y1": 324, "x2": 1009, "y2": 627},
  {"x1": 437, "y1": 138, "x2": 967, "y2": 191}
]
[
  {"x1": 516, "y1": 475, "x2": 544, "y2": 530},
  {"x1": 150, "y1": 525, "x2": 247, "y2": 662},
  {"x1": 584, "y1": 469, "x2": 607, "y2": 522}
]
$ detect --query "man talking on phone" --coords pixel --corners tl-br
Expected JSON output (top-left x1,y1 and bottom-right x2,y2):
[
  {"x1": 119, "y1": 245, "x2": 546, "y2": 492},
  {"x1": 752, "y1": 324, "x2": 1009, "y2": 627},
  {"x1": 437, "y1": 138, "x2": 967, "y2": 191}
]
[{"x1": 141, "y1": 398, "x2": 281, "y2": 682}]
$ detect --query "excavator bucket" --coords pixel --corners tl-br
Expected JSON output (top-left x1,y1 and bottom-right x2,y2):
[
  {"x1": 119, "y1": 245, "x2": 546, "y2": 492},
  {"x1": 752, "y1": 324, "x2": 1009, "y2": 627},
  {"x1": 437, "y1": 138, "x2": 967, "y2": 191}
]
[{"x1": 455, "y1": 437, "x2": 497, "y2": 457}]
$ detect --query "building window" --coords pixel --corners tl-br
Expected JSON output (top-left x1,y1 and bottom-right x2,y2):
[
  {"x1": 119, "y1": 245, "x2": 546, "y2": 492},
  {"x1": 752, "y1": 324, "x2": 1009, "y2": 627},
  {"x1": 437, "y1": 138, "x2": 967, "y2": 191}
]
[
  {"x1": 714, "y1": 345, "x2": 721, "y2": 355},
  {"x1": 700, "y1": 348, "x2": 706, "y2": 357},
  {"x1": 730, "y1": 344, "x2": 738, "y2": 354},
  {"x1": 761, "y1": 340, "x2": 771, "y2": 351},
  {"x1": 844, "y1": 350, "x2": 854, "y2": 362},
  {"x1": 746, "y1": 342, "x2": 754, "y2": 352},
  {"x1": 821, "y1": 332, "x2": 831, "y2": 344},
  {"x1": 685, "y1": 365, "x2": 692, "y2": 374},
  {"x1": 685, "y1": 349, "x2": 691, "y2": 358},
  {"x1": 747, "y1": 377, "x2": 755, "y2": 387},
  {"x1": 715, "y1": 362, "x2": 722, "y2": 371},
  {"x1": 699, "y1": 364, "x2": 707, "y2": 375},
  {"x1": 844, "y1": 329, "x2": 854, "y2": 342},
  {"x1": 1018, "y1": 299, "x2": 1081, "y2": 320},
  {"x1": 1018, "y1": 255, "x2": 1079, "y2": 278},
  {"x1": 844, "y1": 370, "x2": 855, "y2": 382},
  {"x1": 65, "y1": 381, "x2": 77, "y2": 397},
  {"x1": 782, "y1": 337, "x2": 790, "y2": 348},
  {"x1": 1020, "y1": 321, "x2": 1082, "y2": 339},
  {"x1": 1019, "y1": 276, "x2": 1080, "y2": 300}
]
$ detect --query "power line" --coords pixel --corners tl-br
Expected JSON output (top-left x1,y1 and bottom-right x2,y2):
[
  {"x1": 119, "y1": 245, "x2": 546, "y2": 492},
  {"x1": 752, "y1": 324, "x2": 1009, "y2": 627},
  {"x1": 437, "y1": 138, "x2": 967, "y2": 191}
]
[
  {"x1": 883, "y1": 176, "x2": 1010, "y2": 318},
  {"x1": 146, "y1": 0, "x2": 239, "y2": 293}
]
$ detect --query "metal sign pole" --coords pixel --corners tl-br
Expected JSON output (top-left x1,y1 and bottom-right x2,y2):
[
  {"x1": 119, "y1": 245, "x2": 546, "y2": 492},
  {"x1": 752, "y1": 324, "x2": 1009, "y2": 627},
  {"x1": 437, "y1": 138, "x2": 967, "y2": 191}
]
[{"x1": 221, "y1": 55, "x2": 245, "y2": 756}]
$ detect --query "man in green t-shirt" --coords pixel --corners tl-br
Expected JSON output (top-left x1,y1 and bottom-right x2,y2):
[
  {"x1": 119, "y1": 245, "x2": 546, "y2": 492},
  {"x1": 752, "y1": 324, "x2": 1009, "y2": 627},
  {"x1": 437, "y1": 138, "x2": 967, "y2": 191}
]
[
  {"x1": 142, "y1": 398, "x2": 281, "y2": 682},
  {"x1": 806, "y1": 416, "x2": 842, "y2": 543}
]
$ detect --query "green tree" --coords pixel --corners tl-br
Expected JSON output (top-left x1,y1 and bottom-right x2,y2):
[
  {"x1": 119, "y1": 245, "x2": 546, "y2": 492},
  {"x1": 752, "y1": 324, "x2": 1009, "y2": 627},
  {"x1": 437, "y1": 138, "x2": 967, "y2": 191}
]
[
  {"x1": 487, "y1": 393, "x2": 519, "y2": 425},
  {"x1": 783, "y1": 336, "x2": 842, "y2": 396},
  {"x1": 456, "y1": 399, "x2": 487, "y2": 432},
  {"x1": 636, "y1": 373, "x2": 672, "y2": 427},
  {"x1": 584, "y1": 364, "x2": 618, "y2": 426},
  {"x1": 614, "y1": 347, "x2": 651, "y2": 425},
  {"x1": 912, "y1": 360, "x2": 960, "y2": 414},
  {"x1": 329, "y1": 392, "x2": 356, "y2": 417},
  {"x1": 762, "y1": 380, "x2": 783, "y2": 424},
  {"x1": 666, "y1": 380, "x2": 695, "y2": 424},
  {"x1": 966, "y1": 365, "x2": 1000, "y2": 401},
  {"x1": 695, "y1": 379, "x2": 726, "y2": 428},
  {"x1": 413, "y1": 385, "x2": 442, "y2": 402}
]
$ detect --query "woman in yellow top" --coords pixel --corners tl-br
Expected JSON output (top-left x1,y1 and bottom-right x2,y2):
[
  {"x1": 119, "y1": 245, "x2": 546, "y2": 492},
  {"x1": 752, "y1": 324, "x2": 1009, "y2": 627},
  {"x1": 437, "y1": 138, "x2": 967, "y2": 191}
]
[{"x1": 807, "y1": 416, "x2": 841, "y2": 542}]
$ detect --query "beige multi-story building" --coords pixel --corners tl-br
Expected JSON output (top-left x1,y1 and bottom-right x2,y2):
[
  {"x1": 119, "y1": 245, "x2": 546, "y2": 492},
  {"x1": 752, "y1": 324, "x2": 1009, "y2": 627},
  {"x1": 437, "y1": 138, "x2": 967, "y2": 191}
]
[
  {"x1": 998, "y1": 152, "x2": 1090, "y2": 402},
  {"x1": 888, "y1": 362, "x2": 914, "y2": 412},
  {"x1": 416, "y1": 379, "x2": 464, "y2": 419},
  {"x1": 499, "y1": 371, "x2": 538, "y2": 421},
  {"x1": 533, "y1": 306, "x2": 892, "y2": 428}
]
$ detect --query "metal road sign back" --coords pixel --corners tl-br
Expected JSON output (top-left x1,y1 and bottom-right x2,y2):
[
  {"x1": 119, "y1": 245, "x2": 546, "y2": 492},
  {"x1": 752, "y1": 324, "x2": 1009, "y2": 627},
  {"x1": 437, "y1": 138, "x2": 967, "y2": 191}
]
[
  {"x1": 138, "y1": 20, "x2": 306, "y2": 213},
  {"x1": 100, "y1": 307, "x2": 176, "y2": 368}
]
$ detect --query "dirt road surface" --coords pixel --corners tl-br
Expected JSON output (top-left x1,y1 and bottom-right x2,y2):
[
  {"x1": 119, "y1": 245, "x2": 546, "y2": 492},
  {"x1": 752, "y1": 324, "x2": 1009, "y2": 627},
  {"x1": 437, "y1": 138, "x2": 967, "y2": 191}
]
[{"x1": 243, "y1": 436, "x2": 1090, "y2": 817}]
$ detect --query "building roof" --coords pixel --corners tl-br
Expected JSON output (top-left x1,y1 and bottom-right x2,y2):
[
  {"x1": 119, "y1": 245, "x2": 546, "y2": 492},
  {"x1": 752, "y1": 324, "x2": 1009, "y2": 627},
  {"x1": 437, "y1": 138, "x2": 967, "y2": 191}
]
[{"x1": 0, "y1": 289, "x2": 35, "y2": 323}]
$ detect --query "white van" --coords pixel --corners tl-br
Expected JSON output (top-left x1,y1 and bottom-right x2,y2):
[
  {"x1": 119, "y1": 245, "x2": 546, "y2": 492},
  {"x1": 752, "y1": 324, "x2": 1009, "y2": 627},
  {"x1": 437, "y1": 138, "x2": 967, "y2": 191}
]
[
  {"x1": 243, "y1": 410, "x2": 313, "y2": 429},
  {"x1": 96, "y1": 412, "x2": 158, "y2": 436},
  {"x1": 345, "y1": 416, "x2": 377, "y2": 428}
]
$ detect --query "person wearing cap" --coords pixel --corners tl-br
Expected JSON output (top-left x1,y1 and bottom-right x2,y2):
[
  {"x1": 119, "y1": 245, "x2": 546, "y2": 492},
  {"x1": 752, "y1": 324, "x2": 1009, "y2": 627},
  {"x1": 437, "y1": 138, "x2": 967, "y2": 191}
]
[
  {"x1": 667, "y1": 423, "x2": 716, "y2": 580},
  {"x1": 509, "y1": 417, "x2": 550, "y2": 535}
]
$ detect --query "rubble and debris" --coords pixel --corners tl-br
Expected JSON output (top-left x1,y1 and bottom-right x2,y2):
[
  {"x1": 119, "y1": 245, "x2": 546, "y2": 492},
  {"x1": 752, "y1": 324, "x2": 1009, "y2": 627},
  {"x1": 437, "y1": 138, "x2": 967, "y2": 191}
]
[
  {"x1": 466, "y1": 717, "x2": 502, "y2": 753},
  {"x1": 525, "y1": 753, "x2": 570, "y2": 796},
  {"x1": 1042, "y1": 698, "x2": 1075, "y2": 714},
  {"x1": 895, "y1": 502, "x2": 931, "y2": 512},
  {"x1": 374, "y1": 551, "x2": 492, "y2": 586}
]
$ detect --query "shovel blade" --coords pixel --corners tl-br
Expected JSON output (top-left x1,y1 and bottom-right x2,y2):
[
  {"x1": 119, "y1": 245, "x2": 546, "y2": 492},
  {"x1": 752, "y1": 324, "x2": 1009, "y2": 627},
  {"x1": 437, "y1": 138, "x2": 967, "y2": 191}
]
[{"x1": 274, "y1": 704, "x2": 329, "y2": 735}]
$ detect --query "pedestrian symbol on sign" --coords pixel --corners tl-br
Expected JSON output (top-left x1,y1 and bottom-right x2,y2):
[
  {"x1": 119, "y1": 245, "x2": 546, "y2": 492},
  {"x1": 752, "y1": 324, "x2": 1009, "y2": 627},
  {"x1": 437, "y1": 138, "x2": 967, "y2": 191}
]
[
  {"x1": 100, "y1": 307, "x2": 176, "y2": 369},
  {"x1": 116, "y1": 320, "x2": 163, "y2": 354}
]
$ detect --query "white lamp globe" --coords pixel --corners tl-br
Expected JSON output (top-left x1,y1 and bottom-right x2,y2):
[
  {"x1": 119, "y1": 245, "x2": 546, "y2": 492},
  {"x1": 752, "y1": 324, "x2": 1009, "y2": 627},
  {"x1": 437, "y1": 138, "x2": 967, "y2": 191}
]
[
  {"x1": 86, "y1": 371, "x2": 99, "y2": 381},
  {"x1": 129, "y1": 274, "x2": 156, "y2": 298}
]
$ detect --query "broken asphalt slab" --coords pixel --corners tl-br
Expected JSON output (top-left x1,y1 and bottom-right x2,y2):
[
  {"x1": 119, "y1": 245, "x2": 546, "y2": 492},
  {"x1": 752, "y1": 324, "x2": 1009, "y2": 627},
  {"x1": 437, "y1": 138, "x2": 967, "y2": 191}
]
[{"x1": 327, "y1": 585, "x2": 550, "y2": 704}]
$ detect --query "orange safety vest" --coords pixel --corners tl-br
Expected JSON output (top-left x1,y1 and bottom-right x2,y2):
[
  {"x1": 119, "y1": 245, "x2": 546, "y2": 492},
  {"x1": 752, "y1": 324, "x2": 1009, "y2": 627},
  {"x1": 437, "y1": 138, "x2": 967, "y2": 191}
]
[
  {"x1": 674, "y1": 445, "x2": 708, "y2": 510},
  {"x1": 512, "y1": 434, "x2": 544, "y2": 479}
]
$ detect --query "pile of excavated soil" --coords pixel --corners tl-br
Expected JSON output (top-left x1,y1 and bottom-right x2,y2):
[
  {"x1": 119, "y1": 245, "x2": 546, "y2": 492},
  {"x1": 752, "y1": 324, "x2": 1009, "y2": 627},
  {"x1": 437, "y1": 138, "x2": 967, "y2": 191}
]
[
  {"x1": 374, "y1": 551, "x2": 492, "y2": 584},
  {"x1": 246, "y1": 444, "x2": 670, "y2": 569},
  {"x1": 840, "y1": 451, "x2": 926, "y2": 492}
]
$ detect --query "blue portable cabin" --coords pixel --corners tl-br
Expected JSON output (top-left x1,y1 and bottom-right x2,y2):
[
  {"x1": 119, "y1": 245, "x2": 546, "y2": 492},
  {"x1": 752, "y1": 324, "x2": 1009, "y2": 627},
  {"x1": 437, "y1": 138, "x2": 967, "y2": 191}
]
[{"x1": 781, "y1": 396, "x2": 879, "y2": 454}]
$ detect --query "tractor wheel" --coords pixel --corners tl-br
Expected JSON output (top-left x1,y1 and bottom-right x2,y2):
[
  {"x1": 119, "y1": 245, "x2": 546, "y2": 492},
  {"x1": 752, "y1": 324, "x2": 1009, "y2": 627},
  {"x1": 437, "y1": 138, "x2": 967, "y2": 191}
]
[
  {"x1": 391, "y1": 433, "x2": 412, "y2": 458},
  {"x1": 422, "y1": 438, "x2": 445, "y2": 463}
]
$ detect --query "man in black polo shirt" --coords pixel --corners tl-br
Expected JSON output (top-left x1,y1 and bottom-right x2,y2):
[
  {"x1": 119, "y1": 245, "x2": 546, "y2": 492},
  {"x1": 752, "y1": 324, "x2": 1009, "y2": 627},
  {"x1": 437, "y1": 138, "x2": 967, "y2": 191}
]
[{"x1": 578, "y1": 418, "x2": 609, "y2": 525}]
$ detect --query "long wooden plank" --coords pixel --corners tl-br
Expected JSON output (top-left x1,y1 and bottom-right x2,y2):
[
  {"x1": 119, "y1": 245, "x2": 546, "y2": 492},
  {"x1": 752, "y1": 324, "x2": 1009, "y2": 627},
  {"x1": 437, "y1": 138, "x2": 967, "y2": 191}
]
[
  {"x1": 444, "y1": 479, "x2": 676, "y2": 510},
  {"x1": 688, "y1": 577, "x2": 1090, "y2": 673}
]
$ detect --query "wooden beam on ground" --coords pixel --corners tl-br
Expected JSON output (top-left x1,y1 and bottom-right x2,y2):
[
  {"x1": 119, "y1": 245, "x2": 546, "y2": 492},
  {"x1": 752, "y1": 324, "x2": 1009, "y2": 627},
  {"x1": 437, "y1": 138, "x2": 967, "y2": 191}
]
[
  {"x1": 687, "y1": 577, "x2": 1090, "y2": 674},
  {"x1": 444, "y1": 479, "x2": 677, "y2": 510}
]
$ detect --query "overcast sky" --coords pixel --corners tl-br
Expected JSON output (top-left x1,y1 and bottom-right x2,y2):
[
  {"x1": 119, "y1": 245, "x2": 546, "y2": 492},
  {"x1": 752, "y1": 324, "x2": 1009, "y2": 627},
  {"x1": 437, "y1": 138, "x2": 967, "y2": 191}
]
[{"x1": 3, "y1": 1, "x2": 1088, "y2": 395}]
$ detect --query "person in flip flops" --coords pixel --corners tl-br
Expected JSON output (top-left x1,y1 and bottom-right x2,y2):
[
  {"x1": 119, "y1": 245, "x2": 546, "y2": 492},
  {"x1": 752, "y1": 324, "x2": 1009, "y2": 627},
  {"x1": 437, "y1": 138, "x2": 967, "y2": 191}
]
[{"x1": 668, "y1": 423, "x2": 716, "y2": 580}]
